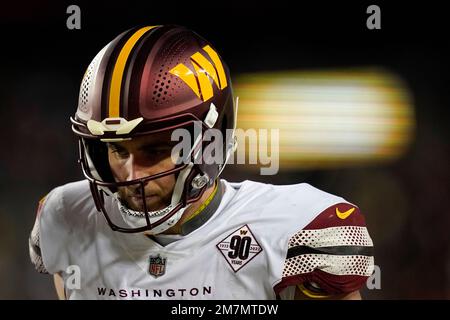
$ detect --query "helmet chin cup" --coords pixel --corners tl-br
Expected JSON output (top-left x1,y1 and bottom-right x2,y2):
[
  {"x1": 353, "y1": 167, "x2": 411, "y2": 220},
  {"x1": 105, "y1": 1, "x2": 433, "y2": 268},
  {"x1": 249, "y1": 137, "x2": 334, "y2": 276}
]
[{"x1": 191, "y1": 173, "x2": 210, "y2": 190}]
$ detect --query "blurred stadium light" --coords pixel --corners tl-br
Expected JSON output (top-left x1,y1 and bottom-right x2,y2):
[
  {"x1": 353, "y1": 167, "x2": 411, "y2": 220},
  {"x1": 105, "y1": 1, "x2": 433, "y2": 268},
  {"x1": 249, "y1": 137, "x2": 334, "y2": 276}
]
[{"x1": 233, "y1": 68, "x2": 415, "y2": 169}]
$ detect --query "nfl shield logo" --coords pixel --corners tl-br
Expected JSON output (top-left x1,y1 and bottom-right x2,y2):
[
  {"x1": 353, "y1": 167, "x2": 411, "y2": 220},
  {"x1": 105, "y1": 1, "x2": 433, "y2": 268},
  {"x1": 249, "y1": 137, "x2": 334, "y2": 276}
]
[{"x1": 149, "y1": 254, "x2": 167, "y2": 278}]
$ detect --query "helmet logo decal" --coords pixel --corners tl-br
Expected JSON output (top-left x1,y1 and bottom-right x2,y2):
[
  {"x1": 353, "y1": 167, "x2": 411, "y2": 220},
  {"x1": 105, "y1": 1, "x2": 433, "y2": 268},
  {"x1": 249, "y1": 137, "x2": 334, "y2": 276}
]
[
  {"x1": 169, "y1": 45, "x2": 228, "y2": 102},
  {"x1": 108, "y1": 26, "x2": 158, "y2": 118}
]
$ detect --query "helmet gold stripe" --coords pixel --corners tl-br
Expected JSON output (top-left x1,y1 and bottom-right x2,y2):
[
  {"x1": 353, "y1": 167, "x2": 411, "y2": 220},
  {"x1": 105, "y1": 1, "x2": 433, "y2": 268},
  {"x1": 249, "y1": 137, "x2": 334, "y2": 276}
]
[{"x1": 108, "y1": 26, "x2": 158, "y2": 117}]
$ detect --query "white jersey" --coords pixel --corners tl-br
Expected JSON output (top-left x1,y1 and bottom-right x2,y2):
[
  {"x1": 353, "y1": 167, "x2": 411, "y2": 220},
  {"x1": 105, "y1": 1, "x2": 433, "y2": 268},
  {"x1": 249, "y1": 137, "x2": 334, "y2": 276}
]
[{"x1": 29, "y1": 179, "x2": 374, "y2": 300}]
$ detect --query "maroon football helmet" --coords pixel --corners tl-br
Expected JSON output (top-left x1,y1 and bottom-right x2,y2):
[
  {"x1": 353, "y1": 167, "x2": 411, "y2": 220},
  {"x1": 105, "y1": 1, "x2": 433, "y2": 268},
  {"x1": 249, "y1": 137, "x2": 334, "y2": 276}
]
[{"x1": 71, "y1": 25, "x2": 236, "y2": 233}]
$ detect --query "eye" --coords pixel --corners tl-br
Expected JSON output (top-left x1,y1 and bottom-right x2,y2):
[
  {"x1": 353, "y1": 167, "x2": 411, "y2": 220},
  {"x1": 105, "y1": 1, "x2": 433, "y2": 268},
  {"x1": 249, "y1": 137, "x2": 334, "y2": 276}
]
[
  {"x1": 115, "y1": 150, "x2": 129, "y2": 158},
  {"x1": 144, "y1": 146, "x2": 171, "y2": 158},
  {"x1": 109, "y1": 146, "x2": 129, "y2": 158}
]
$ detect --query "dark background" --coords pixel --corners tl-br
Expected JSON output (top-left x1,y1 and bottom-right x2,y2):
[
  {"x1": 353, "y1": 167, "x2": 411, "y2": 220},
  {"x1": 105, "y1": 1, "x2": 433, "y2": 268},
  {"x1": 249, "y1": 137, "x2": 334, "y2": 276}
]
[{"x1": 0, "y1": 1, "x2": 448, "y2": 299}]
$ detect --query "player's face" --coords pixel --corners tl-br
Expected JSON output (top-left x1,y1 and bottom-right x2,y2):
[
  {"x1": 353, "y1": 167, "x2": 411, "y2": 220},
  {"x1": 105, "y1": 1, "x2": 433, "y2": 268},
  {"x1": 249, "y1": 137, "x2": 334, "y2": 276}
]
[{"x1": 107, "y1": 131, "x2": 177, "y2": 212}]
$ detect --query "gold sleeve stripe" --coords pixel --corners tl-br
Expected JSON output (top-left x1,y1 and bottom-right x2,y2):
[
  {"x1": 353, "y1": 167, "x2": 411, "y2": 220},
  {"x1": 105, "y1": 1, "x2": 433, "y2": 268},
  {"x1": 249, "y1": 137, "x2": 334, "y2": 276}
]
[
  {"x1": 297, "y1": 283, "x2": 331, "y2": 299},
  {"x1": 108, "y1": 26, "x2": 157, "y2": 118}
]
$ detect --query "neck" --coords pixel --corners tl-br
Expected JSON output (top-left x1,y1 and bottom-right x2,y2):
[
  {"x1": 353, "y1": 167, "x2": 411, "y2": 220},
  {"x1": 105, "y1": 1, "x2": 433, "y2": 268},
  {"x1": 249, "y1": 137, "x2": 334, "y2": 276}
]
[{"x1": 162, "y1": 180, "x2": 218, "y2": 235}]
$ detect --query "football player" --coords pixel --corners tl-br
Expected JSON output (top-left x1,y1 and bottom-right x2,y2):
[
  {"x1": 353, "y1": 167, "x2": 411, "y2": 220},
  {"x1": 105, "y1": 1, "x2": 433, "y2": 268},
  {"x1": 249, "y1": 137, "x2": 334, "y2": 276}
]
[{"x1": 29, "y1": 25, "x2": 374, "y2": 300}]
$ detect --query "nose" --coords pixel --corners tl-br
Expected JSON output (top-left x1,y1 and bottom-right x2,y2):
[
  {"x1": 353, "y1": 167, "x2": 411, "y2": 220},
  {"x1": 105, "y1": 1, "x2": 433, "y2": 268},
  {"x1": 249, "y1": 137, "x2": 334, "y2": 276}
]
[{"x1": 124, "y1": 155, "x2": 149, "y2": 181}]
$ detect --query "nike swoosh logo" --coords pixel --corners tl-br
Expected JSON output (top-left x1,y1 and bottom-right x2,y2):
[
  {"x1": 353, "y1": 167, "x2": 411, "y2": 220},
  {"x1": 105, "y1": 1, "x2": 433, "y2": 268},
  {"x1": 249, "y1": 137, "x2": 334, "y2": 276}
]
[{"x1": 336, "y1": 207, "x2": 356, "y2": 219}]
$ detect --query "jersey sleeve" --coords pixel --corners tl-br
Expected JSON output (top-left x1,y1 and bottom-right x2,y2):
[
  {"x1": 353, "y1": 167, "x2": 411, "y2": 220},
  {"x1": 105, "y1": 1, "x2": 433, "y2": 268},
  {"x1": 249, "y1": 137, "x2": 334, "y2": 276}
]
[
  {"x1": 28, "y1": 186, "x2": 70, "y2": 275},
  {"x1": 29, "y1": 195, "x2": 49, "y2": 274},
  {"x1": 274, "y1": 202, "x2": 375, "y2": 296}
]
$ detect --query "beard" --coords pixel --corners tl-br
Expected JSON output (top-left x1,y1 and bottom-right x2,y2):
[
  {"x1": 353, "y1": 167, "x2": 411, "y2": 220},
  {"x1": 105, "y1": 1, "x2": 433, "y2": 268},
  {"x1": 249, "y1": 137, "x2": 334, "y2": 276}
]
[{"x1": 117, "y1": 186, "x2": 172, "y2": 212}]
